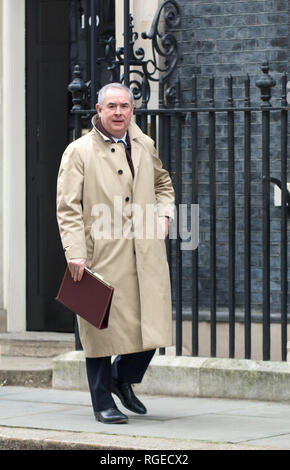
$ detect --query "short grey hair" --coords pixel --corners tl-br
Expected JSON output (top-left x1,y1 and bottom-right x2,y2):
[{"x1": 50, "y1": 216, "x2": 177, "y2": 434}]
[{"x1": 97, "y1": 83, "x2": 134, "y2": 107}]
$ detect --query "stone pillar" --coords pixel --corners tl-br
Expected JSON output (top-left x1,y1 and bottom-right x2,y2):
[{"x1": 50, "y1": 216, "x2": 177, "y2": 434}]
[{"x1": 2, "y1": 0, "x2": 26, "y2": 331}]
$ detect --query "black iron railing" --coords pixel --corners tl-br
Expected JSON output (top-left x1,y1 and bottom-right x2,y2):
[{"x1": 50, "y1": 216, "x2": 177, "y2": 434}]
[
  {"x1": 68, "y1": 0, "x2": 290, "y2": 362},
  {"x1": 69, "y1": 61, "x2": 289, "y2": 361}
]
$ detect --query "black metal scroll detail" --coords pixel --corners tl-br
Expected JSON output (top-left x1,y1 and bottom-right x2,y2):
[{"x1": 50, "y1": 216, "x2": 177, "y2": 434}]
[
  {"x1": 106, "y1": 0, "x2": 180, "y2": 104},
  {"x1": 68, "y1": 0, "x2": 181, "y2": 109},
  {"x1": 141, "y1": 0, "x2": 180, "y2": 82}
]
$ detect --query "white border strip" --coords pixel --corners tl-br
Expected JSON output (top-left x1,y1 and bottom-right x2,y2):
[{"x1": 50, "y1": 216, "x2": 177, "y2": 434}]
[{"x1": 2, "y1": 0, "x2": 26, "y2": 331}]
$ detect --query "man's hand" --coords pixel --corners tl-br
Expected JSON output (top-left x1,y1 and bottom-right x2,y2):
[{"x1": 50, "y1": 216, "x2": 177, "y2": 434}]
[
  {"x1": 159, "y1": 216, "x2": 170, "y2": 239},
  {"x1": 68, "y1": 258, "x2": 86, "y2": 282}
]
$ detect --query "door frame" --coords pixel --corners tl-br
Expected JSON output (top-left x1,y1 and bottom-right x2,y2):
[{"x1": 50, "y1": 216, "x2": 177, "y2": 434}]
[
  {"x1": 26, "y1": 0, "x2": 73, "y2": 332},
  {"x1": 2, "y1": 0, "x2": 26, "y2": 332}
]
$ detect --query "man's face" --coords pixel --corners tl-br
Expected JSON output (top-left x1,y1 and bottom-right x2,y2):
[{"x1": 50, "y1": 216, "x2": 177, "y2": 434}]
[{"x1": 96, "y1": 88, "x2": 134, "y2": 138}]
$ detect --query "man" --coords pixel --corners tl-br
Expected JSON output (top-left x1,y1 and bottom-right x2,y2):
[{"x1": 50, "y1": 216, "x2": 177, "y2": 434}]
[{"x1": 57, "y1": 83, "x2": 175, "y2": 424}]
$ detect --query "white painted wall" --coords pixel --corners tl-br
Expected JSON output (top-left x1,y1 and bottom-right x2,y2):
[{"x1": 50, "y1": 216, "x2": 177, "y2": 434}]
[{"x1": 2, "y1": 0, "x2": 26, "y2": 331}]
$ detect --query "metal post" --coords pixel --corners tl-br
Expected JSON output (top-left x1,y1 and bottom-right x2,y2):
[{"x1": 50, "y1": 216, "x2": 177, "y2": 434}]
[
  {"x1": 261, "y1": 108, "x2": 271, "y2": 361},
  {"x1": 280, "y1": 73, "x2": 288, "y2": 361},
  {"x1": 68, "y1": 65, "x2": 87, "y2": 139},
  {"x1": 68, "y1": 65, "x2": 87, "y2": 351},
  {"x1": 174, "y1": 77, "x2": 183, "y2": 356},
  {"x1": 256, "y1": 62, "x2": 276, "y2": 361},
  {"x1": 209, "y1": 75, "x2": 216, "y2": 358},
  {"x1": 123, "y1": 0, "x2": 130, "y2": 87},
  {"x1": 244, "y1": 74, "x2": 252, "y2": 359},
  {"x1": 158, "y1": 77, "x2": 166, "y2": 357},
  {"x1": 191, "y1": 75, "x2": 199, "y2": 357},
  {"x1": 227, "y1": 75, "x2": 235, "y2": 358},
  {"x1": 140, "y1": 76, "x2": 148, "y2": 133},
  {"x1": 90, "y1": 0, "x2": 96, "y2": 108}
]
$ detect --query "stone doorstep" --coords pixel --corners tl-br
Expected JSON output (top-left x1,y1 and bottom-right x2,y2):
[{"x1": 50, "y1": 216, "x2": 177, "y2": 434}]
[
  {"x1": 0, "y1": 355, "x2": 53, "y2": 388},
  {"x1": 53, "y1": 350, "x2": 290, "y2": 402},
  {"x1": 0, "y1": 332, "x2": 75, "y2": 358},
  {"x1": 0, "y1": 332, "x2": 73, "y2": 388},
  {"x1": 0, "y1": 367, "x2": 52, "y2": 388}
]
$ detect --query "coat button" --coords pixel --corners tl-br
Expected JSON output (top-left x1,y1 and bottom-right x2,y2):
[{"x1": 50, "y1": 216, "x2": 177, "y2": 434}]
[
  {"x1": 111, "y1": 148, "x2": 115, "y2": 153},
  {"x1": 125, "y1": 196, "x2": 130, "y2": 202},
  {"x1": 118, "y1": 169, "x2": 123, "y2": 175}
]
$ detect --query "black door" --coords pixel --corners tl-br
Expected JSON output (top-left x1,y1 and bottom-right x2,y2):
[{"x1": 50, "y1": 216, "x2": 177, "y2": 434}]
[{"x1": 26, "y1": 0, "x2": 74, "y2": 331}]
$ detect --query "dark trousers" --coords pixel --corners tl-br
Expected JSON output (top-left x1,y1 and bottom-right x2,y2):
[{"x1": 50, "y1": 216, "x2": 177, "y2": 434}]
[{"x1": 85, "y1": 349, "x2": 155, "y2": 412}]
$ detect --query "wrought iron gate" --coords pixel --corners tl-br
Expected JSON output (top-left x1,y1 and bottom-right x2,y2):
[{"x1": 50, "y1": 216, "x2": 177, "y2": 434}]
[{"x1": 68, "y1": 0, "x2": 290, "y2": 361}]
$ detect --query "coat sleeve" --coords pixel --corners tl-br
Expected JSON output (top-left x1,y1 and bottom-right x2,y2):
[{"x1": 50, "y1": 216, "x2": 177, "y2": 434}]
[
  {"x1": 151, "y1": 143, "x2": 175, "y2": 221},
  {"x1": 56, "y1": 143, "x2": 87, "y2": 261}
]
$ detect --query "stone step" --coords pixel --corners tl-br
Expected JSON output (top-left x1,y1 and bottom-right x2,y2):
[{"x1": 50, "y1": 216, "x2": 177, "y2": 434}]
[
  {"x1": 0, "y1": 356, "x2": 52, "y2": 388},
  {"x1": 0, "y1": 332, "x2": 75, "y2": 358}
]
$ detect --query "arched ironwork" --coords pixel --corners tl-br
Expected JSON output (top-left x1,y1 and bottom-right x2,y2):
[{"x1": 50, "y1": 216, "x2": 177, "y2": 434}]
[{"x1": 68, "y1": 0, "x2": 181, "y2": 110}]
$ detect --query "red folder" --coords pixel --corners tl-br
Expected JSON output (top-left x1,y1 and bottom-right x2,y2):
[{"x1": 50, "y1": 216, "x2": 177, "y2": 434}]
[{"x1": 56, "y1": 266, "x2": 114, "y2": 329}]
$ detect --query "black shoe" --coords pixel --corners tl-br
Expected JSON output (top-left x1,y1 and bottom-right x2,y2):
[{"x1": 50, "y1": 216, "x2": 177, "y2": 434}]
[
  {"x1": 111, "y1": 379, "x2": 147, "y2": 415},
  {"x1": 95, "y1": 406, "x2": 128, "y2": 424}
]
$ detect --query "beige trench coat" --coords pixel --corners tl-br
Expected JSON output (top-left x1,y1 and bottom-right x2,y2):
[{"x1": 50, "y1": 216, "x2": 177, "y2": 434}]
[{"x1": 56, "y1": 116, "x2": 175, "y2": 357}]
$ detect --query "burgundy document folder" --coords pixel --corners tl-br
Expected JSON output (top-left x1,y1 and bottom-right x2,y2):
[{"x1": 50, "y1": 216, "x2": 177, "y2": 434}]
[{"x1": 56, "y1": 267, "x2": 114, "y2": 329}]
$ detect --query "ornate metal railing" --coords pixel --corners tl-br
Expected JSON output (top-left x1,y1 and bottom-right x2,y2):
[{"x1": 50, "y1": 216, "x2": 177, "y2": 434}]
[
  {"x1": 68, "y1": 0, "x2": 181, "y2": 114},
  {"x1": 68, "y1": 1, "x2": 290, "y2": 362}
]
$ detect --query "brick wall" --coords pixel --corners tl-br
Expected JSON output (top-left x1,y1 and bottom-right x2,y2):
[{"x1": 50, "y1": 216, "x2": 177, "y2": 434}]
[{"x1": 166, "y1": 0, "x2": 290, "y2": 313}]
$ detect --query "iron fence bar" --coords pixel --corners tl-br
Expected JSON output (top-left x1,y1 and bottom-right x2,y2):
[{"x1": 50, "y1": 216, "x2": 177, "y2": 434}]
[
  {"x1": 134, "y1": 106, "x2": 287, "y2": 113},
  {"x1": 74, "y1": 114, "x2": 82, "y2": 140},
  {"x1": 158, "y1": 77, "x2": 165, "y2": 164},
  {"x1": 244, "y1": 74, "x2": 252, "y2": 359},
  {"x1": 158, "y1": 79, "x2": 172, "y2": 192},
  {"x1": 209, "y1": 75, "x2": 217, "y2": 357},
  {"x1": 90, "y1": 0, "x2": 96, "y2": 108},
  {"x1": 73, "y1": 79, "x2": 84, "y2": 352},
  {"x1": 262, "y1": 107, "x2": 271, "y2": 361},
  {"x1": 191, "y1": 75, "x2": 199, "y2": 356},
  {"x1": 140, "y1": 76, "x2": 148, "y2": 134},
  {"x1": 135, "y1": 114, "x2": 141, "y2": 128},
  {"x1": 164, "y1": 111, "x2": 173, "y2": 347},
  {"x1": 280, "y1": 72, "x2": 288, "y2": 361},
  {"x1": 158, "y1": 77, "x2": 166, "y2": 356},
  {"x1": 174, "y1": 78, "x2": 183, "y2": 356},
  {"x1": 74, "y1": 318, "x2": 83, "y2": 350},
  {"x1": 150, "y1": 114, "x2": 156, "y2": 142},
  {"x1": 71, "y1": 106, "x2": 287, "y2": 115},
  {"x1": 123, "y1": 0, "x2": 130, "y2": 87},
  {"x1": 227, "y1": 75, "x2": 236, "y2": 358},
  {"x1": 161, "y1": 114, "x2": 172, "y2": 357}
]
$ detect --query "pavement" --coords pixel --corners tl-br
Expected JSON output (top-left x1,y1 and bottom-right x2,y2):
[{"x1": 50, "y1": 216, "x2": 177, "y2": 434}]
[{"x1": 0, "y1": 385, "x2": 290, "y2": 451}]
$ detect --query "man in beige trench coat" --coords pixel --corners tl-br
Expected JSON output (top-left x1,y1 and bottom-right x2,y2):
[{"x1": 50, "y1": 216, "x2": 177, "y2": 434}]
[{"x1": 57, "y1": 83, "x2": 175, "y2": 424}]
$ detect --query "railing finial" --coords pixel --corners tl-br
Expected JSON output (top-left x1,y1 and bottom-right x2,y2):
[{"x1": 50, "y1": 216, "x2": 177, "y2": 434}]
[
  {"x1": 68, "y1": 65, "x2": 87, "y2": 112},
  {"x1": 256, "y1": 61, "x2": 276, "y2": 107}
]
